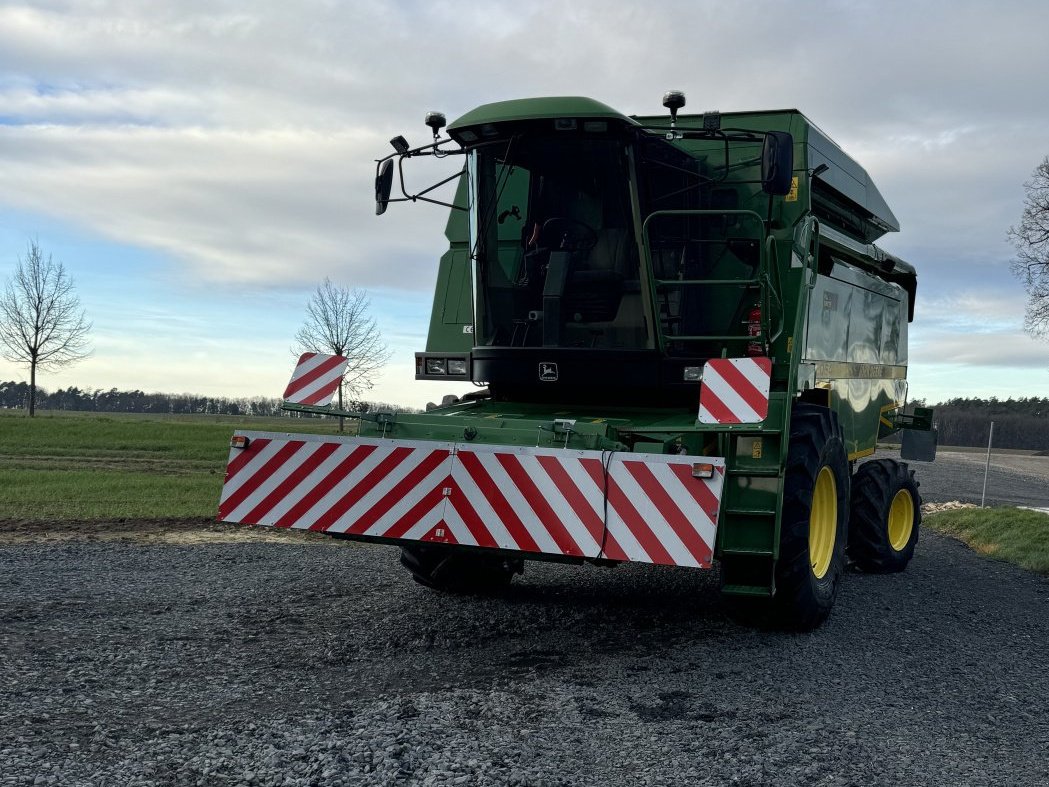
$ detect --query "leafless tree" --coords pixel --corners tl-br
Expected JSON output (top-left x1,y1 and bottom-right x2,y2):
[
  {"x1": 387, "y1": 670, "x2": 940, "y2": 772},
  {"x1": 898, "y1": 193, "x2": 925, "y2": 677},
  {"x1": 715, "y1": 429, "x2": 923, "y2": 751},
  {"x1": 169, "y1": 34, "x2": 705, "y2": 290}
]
[
  {"x1": 1009, "y1": 156, "x2": 1049, "y2": 338},
  {"x1": 0, "y1": 241, "x2": 91, "y2": 416},
  {"x1": 294, "y1": 279, "x2": 391, "y2": 430}
]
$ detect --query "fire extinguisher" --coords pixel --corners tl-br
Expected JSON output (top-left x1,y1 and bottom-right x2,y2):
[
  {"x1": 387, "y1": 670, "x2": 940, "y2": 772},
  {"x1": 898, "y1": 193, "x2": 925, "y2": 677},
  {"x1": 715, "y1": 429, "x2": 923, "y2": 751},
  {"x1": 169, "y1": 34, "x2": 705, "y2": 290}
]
[{"x1": 746, "y1": 305, "x2": 763, "y2": 356}]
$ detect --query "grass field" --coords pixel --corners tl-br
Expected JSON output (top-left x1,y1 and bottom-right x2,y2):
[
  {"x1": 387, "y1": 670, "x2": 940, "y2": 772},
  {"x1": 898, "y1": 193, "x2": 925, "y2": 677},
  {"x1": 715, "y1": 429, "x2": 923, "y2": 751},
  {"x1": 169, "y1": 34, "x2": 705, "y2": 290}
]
[
  {"x1": 5, "y1": 410, "x2": 1048, "y2": 579},
  {"x1": 0, "y1": 410, "x2": 350, "y2": 521},
  {"x1": 924, "y1": 507, "x2": 1049, "y2": 574}
]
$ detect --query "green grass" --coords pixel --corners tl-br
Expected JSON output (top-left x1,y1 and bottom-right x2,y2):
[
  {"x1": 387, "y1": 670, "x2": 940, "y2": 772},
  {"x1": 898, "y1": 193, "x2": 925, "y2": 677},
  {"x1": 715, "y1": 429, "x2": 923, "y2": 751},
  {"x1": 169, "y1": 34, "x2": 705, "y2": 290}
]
[
  {"x1": 0, "y1": 409, "x2": 352, "y2": 522},
  {"x1": 925, "y1": 507, "x2": 1049, "y2": 574}
]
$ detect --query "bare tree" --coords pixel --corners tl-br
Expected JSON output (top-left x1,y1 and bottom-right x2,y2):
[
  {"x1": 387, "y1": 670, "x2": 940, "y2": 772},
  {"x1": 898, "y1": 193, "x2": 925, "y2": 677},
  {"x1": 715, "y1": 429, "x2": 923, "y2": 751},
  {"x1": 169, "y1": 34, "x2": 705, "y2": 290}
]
[
  {"x1": 0, "y1": 241, "x2": 92, "y2": 416},
  {"x1": 1009, "y1": 156, "x2": 1049, "y2": 338},
  {"x1": 294, "y1": 279, "x2": 391, "y2": 430}
]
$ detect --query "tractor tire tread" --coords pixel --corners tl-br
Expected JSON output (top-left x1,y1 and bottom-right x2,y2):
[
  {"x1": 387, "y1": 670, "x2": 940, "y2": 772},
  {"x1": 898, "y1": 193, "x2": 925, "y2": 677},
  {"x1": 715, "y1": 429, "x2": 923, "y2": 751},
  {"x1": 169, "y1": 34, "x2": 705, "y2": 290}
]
[
  {"x1": 848, "y1": 458, "x2": 921, "y2": 573},
  {"x1": 724, "y1": 403, "x2": 849, "y2": 631}
]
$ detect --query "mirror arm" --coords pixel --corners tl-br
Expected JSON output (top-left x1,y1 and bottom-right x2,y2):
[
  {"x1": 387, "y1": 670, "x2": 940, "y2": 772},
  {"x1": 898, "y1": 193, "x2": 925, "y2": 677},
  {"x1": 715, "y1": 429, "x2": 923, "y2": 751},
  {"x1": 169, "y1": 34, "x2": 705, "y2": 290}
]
[
  {"x1": 414, "y1": 195, "x2": 469, "y2": 211},
  {"x1": 412, "y1": 169, "x2": 464, "y2": 199},
  {"x1": 397, "y1": 155, "x2": 410, "y2": 200},
  {"x1": 394, "y1": 159, "x2": 466, "y2": 210},
  {"x1": 374, "y1": 137, "x2": 465, "y2": 166}
]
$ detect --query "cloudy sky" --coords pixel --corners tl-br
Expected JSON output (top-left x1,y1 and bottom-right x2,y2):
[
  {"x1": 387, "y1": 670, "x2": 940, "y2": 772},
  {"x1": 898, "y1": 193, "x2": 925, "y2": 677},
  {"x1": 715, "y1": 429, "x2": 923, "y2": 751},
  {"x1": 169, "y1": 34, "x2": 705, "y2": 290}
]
[{"x1": 1, "y1": 0, "x2": 1047, "y2": 407}]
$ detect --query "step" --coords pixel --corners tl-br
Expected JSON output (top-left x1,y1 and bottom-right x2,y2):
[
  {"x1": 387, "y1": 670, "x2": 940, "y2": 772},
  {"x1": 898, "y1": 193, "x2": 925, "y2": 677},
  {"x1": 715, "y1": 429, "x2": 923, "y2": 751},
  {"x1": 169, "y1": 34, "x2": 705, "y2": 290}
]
[
  {"x1": 721, "y1": 508, "x2": 776, "y2": 519},
  {"x1": 725, "y1": 468, "x2": 781, "y2": 478},
  {"x1": 719, "y1": 543, "x2": 775, "y2": 555},
  {"x1": 720, "y1": 583, "x2": 774, "y2": 598}
]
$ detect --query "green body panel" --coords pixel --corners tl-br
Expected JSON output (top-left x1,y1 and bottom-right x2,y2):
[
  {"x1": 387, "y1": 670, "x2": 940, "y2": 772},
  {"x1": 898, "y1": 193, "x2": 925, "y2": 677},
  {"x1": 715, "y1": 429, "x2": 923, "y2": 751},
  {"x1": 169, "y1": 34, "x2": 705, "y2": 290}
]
[
  {"x1": 425, "y1": 176, "x2": 473, "y2": 352},
  {"x1": 391, "y1": 97, "x2": 924, "y2": 596},
  {"x1": 358, "y1": 399, "x2": 697, "y2": 452}
]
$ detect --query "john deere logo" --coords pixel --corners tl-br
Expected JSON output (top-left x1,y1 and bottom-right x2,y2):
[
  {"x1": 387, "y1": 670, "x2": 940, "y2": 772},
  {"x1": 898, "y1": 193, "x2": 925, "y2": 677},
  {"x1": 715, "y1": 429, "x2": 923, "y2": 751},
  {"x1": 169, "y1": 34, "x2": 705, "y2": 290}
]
[{"x1": 539, "y1": 362, "x2": 558, "y2": 382}]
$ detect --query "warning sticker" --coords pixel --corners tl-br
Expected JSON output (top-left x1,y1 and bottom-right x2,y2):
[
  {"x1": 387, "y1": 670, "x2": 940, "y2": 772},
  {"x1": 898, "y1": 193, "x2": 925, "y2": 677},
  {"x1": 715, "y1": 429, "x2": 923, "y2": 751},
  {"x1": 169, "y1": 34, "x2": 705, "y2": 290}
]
[{"x1": 785, "y1": 176, "x2": 799, "y2": 202}]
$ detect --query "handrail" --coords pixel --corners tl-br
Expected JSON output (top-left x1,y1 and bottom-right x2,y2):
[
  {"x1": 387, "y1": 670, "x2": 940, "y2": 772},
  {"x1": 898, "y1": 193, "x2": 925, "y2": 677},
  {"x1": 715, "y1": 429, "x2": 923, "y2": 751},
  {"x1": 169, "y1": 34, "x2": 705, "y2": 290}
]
[
  {"x1": 655, "y1": 278, "x2": 760, "y2": 287},
  {"x1": 640, "y1": 208, "x2": 783, "y2": 350},
  {"x1": 640, "y1": 208, "x2": 766, "y2": 243}
]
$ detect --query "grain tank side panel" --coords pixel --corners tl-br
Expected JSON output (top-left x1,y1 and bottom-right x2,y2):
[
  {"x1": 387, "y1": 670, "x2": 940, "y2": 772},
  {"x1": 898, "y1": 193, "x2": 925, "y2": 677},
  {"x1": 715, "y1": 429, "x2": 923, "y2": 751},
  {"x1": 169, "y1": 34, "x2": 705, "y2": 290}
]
[{"x1": 802, "y1": 262, "x2": 909, "y2": 459}]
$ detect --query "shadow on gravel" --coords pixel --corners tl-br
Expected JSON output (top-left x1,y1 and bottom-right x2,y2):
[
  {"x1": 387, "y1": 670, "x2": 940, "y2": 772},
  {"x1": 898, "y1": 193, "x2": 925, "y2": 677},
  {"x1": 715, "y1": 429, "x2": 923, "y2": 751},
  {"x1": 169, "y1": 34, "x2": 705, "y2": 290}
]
[{"x1": 328, "y1": 560, "x2": 789, "y2": 696}]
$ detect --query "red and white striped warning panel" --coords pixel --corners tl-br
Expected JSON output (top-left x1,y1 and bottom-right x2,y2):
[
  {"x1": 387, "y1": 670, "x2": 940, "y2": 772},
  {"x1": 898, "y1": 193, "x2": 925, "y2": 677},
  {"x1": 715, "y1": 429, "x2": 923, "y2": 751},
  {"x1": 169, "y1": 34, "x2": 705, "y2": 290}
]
[
  {"x1": 698, "y1": 357, "x2": 772, "y2": 425},
  {"x1": 282, "y1": 353, "x2": 349, "y2": 406},
  {"x1": 218, "y1": 433, "x2": 726, "y2": 569}
]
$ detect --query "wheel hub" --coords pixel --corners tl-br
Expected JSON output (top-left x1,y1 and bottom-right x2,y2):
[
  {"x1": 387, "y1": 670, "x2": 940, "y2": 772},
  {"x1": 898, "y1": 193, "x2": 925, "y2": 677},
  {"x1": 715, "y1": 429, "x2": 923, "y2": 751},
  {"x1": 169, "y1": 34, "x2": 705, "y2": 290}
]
[
  {"x1": 887, "y1": 489, "x2": 915, "y2": 551},
  {"x1": 809, "y1": 466, "x2": 837, "y2": 579}
]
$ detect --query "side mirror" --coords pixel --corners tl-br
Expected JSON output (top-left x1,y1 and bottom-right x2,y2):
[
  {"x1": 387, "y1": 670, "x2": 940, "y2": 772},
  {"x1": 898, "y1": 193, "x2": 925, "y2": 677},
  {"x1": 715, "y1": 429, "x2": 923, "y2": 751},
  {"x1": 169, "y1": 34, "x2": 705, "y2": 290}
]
[
  {"x1": 375, "y1": 159, "x2": 394, "y2": 216},
  {"x1": 761, "y1": 131, "x2": 794, "y2": 196}
]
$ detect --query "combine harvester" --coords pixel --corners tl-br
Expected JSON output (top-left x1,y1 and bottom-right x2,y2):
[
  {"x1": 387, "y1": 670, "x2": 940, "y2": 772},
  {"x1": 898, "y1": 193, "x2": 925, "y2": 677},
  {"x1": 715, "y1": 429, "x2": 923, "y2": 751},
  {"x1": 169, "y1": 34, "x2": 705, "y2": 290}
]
[{"x1": 219, "y1": 93, "x2": 936, "y2": 629}]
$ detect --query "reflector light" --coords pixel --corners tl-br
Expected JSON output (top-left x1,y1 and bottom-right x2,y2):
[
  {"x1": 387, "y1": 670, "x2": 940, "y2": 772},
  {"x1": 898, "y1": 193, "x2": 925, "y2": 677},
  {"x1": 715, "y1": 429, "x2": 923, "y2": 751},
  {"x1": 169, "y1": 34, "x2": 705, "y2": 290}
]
[
  {"x1": 683, "y1": 366, "x2": 702, "y2": 381},
  {"x1": 746, "y1": 305, "x2": 763, "y2": 356},
  {"x1": 691, "y1": 463, "x2": 715, "y2": 479},
  {"x1": 230, "y1": 435, "x2": 250, "y2": 450}
]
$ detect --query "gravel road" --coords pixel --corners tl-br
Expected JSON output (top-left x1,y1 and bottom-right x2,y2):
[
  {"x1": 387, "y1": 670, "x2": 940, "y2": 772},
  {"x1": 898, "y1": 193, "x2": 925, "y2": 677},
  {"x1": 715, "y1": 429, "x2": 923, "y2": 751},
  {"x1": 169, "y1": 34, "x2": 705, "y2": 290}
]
[{"x1": 3, "y1": 508, "x2": 1049, "y2": 787}]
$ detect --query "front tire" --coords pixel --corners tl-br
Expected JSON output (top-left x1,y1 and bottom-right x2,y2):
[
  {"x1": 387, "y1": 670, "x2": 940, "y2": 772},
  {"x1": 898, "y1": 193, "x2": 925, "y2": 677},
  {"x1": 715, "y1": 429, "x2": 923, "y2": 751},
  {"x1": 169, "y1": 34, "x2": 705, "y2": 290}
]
[
  {"x1": 849, "y1": 459, "x2": 921, "y2": 573},
  {"x1": 723, "y1": 404, "x2": 850, "y2": 631},
  {"x1": 773, "y1": 404, "x2": 851, "y2": 630}
]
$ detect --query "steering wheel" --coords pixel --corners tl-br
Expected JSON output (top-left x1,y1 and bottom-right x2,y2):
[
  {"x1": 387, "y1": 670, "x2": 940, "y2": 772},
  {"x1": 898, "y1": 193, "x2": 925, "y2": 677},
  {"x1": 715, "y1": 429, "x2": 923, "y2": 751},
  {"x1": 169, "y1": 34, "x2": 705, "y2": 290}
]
[{"x1": 538, "y1": 217, "x2": 598, "y2": 251}]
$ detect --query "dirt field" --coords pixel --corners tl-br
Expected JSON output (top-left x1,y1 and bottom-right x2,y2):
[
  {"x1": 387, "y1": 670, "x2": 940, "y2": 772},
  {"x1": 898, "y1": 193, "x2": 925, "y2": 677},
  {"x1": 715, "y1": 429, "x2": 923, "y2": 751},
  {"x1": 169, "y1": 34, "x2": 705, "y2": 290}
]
[{"x1": 0, "y1": 518, "x2": 332, "y2": 546}]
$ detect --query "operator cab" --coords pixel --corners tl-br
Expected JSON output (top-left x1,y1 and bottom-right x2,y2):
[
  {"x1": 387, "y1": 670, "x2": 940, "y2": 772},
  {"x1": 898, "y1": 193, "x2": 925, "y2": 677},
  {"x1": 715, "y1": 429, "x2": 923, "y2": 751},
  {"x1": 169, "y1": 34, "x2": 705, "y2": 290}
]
[
  {"x1": 380, "y1": 96, "x2": 791, "y2": 406},
  {"x1": 470, "y1": 133, "x2": 647, "y2": 352}
]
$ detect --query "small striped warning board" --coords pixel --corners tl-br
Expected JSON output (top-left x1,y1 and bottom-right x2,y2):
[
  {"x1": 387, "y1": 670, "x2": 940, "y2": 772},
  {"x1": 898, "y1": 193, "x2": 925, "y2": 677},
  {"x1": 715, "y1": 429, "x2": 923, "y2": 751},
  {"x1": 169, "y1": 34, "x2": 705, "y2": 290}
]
[
  {"x1": 282, "y1": 353, "x2": 348, "y2": 407},
  {"x1": 698, "y1": 357, "x2": 772, "y2": 425}
]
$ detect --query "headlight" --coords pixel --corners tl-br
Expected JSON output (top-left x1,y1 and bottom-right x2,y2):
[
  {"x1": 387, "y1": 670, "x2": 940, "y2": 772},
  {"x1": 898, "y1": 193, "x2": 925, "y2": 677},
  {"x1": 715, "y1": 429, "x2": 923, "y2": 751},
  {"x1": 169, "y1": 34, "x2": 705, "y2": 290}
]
[
  {"x1": 447, "y1": 359, "x2": 468, "y2": 376},
  {"x1": 425, "y1": 358, "x2": 447, "y2": 375}
]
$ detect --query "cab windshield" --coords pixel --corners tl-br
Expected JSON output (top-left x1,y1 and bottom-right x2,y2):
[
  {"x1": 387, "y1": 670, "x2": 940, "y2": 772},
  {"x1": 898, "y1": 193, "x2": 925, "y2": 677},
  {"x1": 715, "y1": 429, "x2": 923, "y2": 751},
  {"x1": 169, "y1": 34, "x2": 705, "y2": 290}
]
[{"x1": 470, "y1": 136, "x2": 649, "y2": 349}]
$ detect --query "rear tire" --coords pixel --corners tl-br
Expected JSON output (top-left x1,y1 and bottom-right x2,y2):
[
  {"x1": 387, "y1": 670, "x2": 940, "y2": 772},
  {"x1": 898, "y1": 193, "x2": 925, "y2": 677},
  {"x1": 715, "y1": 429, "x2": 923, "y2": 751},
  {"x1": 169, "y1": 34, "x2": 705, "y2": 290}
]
[
  {"x1": 399, "y1": 545, "x2": 522, "y2": 595},
  {"x1": 724, "y1": 404, "x2": 850, "y2": 630},
  {"x1": 849, "y1": 459, "x2": 920, "y2": 573}
]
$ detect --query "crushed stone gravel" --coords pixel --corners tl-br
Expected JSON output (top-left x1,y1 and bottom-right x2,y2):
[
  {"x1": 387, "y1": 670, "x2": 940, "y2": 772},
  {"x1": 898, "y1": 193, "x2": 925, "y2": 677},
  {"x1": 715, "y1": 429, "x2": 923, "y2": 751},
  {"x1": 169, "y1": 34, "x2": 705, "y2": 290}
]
[{"x1": 2, "y1": 523, "x2": 1049, "y2": 786}]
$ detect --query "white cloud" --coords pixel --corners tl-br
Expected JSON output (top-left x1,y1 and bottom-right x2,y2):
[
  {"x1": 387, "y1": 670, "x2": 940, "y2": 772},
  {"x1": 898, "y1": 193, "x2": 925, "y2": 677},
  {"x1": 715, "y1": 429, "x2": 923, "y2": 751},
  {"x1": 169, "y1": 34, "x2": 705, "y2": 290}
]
[
  {"x1": 917, "y1": 290, "x2": 1031, "y2": 332},
  {"x1": 1, "y1": 0, "x2": 1046, "y2": 292},
  {"x1": 911, "y1": 330, "x2": 1047, "y2": 369},
  {"x1": 0, "y1": 124, "x2": 450, "y2": 289},
  {"x1": 1, "y1": 0, "x2": 1048, "y2": 405}
]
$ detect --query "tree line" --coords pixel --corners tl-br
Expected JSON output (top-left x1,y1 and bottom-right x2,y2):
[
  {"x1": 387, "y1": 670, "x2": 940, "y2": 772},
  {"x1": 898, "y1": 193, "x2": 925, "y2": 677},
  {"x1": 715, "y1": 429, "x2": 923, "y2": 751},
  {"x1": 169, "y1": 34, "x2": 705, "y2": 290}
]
[
  {"x1": 2, "y1": 380, "x2": 1045, "y2": 451},
  {"x1": 0, "y1": 380, "x2": 415, "y2": 418},
  {"x1": 909, "y1": 396, "x2": 1049, "y2": 452},
  {"x1": 1, "y1": 242, "x2": 392, "y2": 422}
]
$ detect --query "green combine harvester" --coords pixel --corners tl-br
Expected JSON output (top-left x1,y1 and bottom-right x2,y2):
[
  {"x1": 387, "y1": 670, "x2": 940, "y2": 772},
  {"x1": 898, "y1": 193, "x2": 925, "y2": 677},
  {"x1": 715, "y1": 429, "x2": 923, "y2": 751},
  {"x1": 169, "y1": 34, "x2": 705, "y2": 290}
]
[{"x1": 219, "y1": 92, "x2": 936, "y2": 630}]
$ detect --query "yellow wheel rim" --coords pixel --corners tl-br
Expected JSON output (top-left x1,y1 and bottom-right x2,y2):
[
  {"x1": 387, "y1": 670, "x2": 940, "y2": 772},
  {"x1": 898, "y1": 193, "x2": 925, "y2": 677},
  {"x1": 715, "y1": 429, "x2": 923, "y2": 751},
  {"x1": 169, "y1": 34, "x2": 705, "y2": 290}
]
[
  {"x1": 887, "y1": 489, "x2": 915, "y2": 551},
  {"x1": 809, "y1": 466, "x2": 837, "y2": 579}
]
